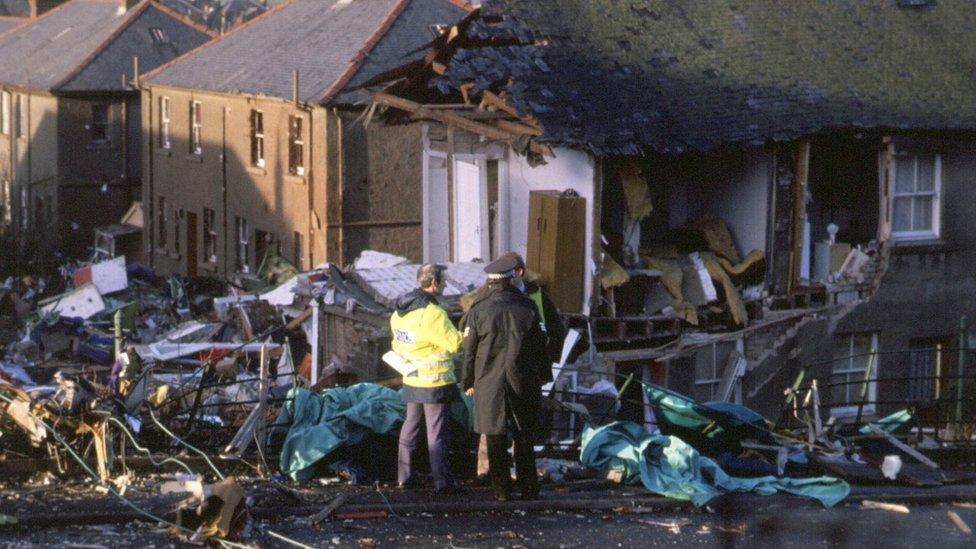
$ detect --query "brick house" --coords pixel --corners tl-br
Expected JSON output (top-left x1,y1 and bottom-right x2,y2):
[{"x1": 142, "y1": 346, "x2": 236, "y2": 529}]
[
  {"x1": 0, "y1": 0, "x2": 213, "y2": 269},
  {"x1": 139, "y1": 0, "x2": 470, "y2": 278}
]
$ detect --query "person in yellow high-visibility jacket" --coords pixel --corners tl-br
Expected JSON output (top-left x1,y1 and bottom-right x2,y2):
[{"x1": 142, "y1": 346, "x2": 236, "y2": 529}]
[{"x1": 390, "y1": 263, "x2": 463, "y2": 494}]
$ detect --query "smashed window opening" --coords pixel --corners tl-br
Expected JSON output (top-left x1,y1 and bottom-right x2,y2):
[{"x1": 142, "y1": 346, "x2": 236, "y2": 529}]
[
  {"x1": 235, "y1": 216, "x2": 250, "y2": 272},
  {"x1": 189, "y1": 101, "x2": 202, "y2": 156},
  {"x1": 203, "y1": 207, "x2": 217, "y2": 263},
  {"x1": 250, "y1": 109, "x2": 264, "y2": 168},
  {"x1": 288, "y1": 115, "x2": 304, "y2": 176},
  {"x1": 831, "y1": 332, "x2": 878, "y2": 417},
  {"x1": 159, "y1": 96, "x2": 171, "y2": 150}
]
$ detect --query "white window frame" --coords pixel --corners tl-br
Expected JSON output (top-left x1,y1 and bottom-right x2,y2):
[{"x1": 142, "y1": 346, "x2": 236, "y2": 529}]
[
  {"x1": 15, "y1": 94, "x2": 26, "y2": 139},
  {"x1": 0, "y1": 91, "x2": 9, "y2": 135},
  {"x1": 288, "y1": 115, "x2": 305, "y2": 176},
  {"x1": 891, "y1": 152, "x2": 941, "y2": 241},
  {"x1": 692, "y1": 340, "x2": 742, "y2": 403},
  {"x1": 203, "y1": 207, "x2": 217, "y2": 263},
  {"x1": 831, "y1": 333, "x2": 878, "y2": 417},
  {"x1": 250, "y1": 110, "x2": 264, "y2": 168},
  {"x1": 189, "y1": 101, "x2": 202, "y2": 156},
  {"x1": 235, "y1": 216, "x2": 250, "y2": 272},
  {"x1": 159, "y1": 96, "x2": 171, "y2": 149}
]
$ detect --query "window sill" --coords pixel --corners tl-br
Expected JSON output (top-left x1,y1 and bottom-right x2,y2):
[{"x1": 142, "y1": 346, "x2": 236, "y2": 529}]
[
  {"x1": 892, "y1": 238, "x2": 947, "y2": 254},
  {"x1": 185, "y1": 154, "x2": 203, "y2": 163},
  {"x1": 247, "y1": 165, "x2": 267, "y2": 176}
]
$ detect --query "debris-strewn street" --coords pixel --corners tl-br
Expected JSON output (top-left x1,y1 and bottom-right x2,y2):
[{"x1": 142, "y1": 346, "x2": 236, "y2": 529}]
[{"x1": 4, "y1": 0, "x2": 976, "y2": 546}]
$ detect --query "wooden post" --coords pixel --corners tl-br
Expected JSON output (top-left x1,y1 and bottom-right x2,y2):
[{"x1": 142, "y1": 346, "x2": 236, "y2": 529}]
[
  {"x1": 113, "y1": 310, "x2": 123, "y2": 360},
  {"x1": 787, "y1": 139, "x2": 811, "y2": 294},
  {"x1": 935, "y1": 342, "x2": 943, "y2": 400},
  {"x1": 256, "y1": 345, "x2": 270, "y2": 473}
]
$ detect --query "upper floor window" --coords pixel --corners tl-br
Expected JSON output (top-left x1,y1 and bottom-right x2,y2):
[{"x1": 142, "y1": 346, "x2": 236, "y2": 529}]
[
  {"x1": 149, "y1": 27, "x2": 170, "y2": 45},
  {"x1": 0, "y1": 92, "x2": 9, "y2": 135},
  {"x1": 15, "y1": 94, "x2": 26, "y2": 138},
  {"x1": 892, "y1": 152, "x2": 940, "y2": 240},
  {"x1": 189, "y1": 101, "x2": 202, "y2": 155},
  {"x1": 288, "y1": 115, "x2": 305, "y2": 176},
  {"x1": 159, "y1": 96, "x2": 171, "y2": 149},
  {"x1": 250, "y1": 110, "x2": 264, "y2": 167},
  {"x1": 90, "y1": 104, "x2": 109, "y2": 143}
]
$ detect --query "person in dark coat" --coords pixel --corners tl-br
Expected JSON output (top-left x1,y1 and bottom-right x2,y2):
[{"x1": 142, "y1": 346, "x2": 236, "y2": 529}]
[{"x1": 461, "y1": 255, "x2": 548, "y2": 501}]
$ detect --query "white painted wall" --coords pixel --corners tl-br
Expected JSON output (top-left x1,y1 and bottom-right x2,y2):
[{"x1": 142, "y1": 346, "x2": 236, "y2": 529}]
[{"x1": 503, "y1": 146, "x2": 597, "y2": 312}]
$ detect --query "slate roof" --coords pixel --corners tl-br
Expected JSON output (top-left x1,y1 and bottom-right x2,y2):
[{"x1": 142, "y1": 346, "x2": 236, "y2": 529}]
[
  {"x1": 0, "y1": 0, "x2": 28, "y2": 17},
  {"x1": 435, "y1": 0, "x2": 976, "y2": 155},
  {"x1": 145, "y1": 0, "x2": 469, "y2": 105},
  {"x1": 0, "y1": 16, "x2": 24, "y2": 34},
  {"x1": 0, "y1": 0, "x2": 213, "y2": 92}
]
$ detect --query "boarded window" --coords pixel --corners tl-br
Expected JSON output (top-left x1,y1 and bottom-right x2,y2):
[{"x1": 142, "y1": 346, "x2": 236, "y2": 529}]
[
  {"x1": 91, "y1": 104, "x2": 109, "y2": 143},
  {"x1": 189, "y1": 101, "x2": 202, "y2": 155},
  {"x1": 288, "y1": 115, "x2": 304, "y2": 176},
  {"x1": 250, "y1": 110, "x2": 264, "y2": 167},
  {"x1": 157, "y1": 196, "x2": 167, "y2": 248},
  {"x1": 159, "y1": 96, "x2": 171, "y2": 149},
  {"x1": 203, "y1": 207, "x2": 216, "y2": 262}
]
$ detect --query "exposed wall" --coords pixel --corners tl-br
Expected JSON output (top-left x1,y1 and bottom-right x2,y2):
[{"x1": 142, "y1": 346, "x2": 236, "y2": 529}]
[
  {"x1": 505, "y1": 146, "x2": 597, "y2": 311},
  {"x1": 338, "y1": 112, "x2": 423, "y2": 264}
]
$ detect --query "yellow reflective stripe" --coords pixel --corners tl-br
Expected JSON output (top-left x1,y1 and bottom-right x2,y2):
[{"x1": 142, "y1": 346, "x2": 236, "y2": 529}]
[{"x1": 529, "y1": 288, "x2": 547, "y2": 333}]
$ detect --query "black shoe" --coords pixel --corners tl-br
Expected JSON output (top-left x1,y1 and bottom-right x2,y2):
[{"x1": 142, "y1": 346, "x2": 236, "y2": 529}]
[{"x1": 432, "y1": 484, "x2": 465, "y2": 496}]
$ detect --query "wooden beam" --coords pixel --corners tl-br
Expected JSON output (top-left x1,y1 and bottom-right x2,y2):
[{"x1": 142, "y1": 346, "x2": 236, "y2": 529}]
[
  {"x1": 787, "y1": 139, "x2": 810, "y2": 294},
  {"x1": 373, "y1": 92, "x2": 550, "y2": 156},
  {"x1": 495, "y1": 119, "x2": 544, "y2": 136},
  {"x1": 481, "y1": 90, "x2": 521, "y2": 118}
]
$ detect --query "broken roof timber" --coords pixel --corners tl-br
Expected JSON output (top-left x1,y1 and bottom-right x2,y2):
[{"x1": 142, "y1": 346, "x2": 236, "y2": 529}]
[{"x1": 373, "y1": 91, "x2": 551, "y2": 156}]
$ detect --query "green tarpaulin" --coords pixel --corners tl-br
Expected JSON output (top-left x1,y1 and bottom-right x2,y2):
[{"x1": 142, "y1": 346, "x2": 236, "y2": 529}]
[
  {"x1": 275, "y1": 384, "x2": 473, "y2": 481},
  {"x1": 580, "y1": 421, "x2": 849, "y2": 507}
]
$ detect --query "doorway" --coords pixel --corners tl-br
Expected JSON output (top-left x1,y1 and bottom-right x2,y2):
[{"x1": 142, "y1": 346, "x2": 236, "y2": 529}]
[{"x1": 185, "y1": 211, "x2": 198, "y2": 276}]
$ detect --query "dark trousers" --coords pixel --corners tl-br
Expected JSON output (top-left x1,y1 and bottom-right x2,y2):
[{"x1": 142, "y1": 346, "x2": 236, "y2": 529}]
[
  {"x1": 398, "y1": 402, "x2": 453, "y2": 488},
  {"x1": 485, "y1": 430, "x2": 538, "y2": 497}
]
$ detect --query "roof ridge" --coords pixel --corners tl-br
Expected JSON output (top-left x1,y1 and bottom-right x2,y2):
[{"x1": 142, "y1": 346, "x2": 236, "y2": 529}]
[
  {"x1": 140, "y1": 0, "x2": 295, "y2": 84},
  {"x1": 318, "y1": 0, "x2": 411, "y2": 105},
  {"x1": 152, "y1": 0, "x2": 217, "y2": 39},
  {"x1": 51, "y1": 0, "x2": 154, "y2": 91}
]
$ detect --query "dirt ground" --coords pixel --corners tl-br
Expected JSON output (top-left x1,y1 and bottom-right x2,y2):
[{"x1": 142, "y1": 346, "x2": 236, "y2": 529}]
[{"x1": 2, "y1": 480, "x2": 976, "y2": 548}]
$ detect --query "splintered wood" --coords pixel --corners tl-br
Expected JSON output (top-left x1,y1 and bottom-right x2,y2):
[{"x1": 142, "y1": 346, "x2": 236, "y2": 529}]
[{"x1": 860, "y1": 500, "x2": 910, "y2": 514}]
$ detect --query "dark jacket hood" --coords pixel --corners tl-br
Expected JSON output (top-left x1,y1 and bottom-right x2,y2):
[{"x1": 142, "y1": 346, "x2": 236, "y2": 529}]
[{"x1": 394, "y1": 288, "x2": 437, "y2": 314}]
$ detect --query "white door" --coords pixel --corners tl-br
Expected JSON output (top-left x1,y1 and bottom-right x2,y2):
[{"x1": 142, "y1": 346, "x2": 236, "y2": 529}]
[{"x1": 453, "y1": 159, "x2": 486, "y2": 261}]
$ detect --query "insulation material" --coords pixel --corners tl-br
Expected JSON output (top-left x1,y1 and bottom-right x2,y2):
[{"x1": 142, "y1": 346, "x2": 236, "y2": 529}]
[
  {"x1": 693, "y1": 216, "x2": 741, "y2": 264},
  {"x1": 352, "y1": 251, "x2": 410, "y2": 270},
  {"x1": 701, "y1": 252, "x2": 748, "y2": 327},
  {"x1": 600, "y1": 252, "x2": 631, "y2": 290},
  {"x1": 620, "y1": 159, "x2": 653, "y2": 221},
  {"x1": 716, "y1": 249, "x2": 765, "y2": 278},
  {"x1": 39, "y1": 284, "x2": 106, "y2": 320},
  {"x1": 72, "y1": 256, "x2": 128, "y2": 295},
  {"x1": 644, "y1": 257, "x2": 698, "y2": 325}
]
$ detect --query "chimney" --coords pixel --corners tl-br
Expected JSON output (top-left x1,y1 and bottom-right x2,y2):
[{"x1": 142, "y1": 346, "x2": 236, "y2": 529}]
[
  {"x1": 28, "y1": 0, "x2": 70, "y2": 18},
  {"x1": 117, "y1": 0, "x2": 141, "y2": 15}
]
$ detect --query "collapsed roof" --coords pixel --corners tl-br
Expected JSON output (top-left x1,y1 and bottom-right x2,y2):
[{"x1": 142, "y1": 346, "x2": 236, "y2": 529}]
[{"x1": 394, "y1": 0, "x2": 976, "y2": 155}]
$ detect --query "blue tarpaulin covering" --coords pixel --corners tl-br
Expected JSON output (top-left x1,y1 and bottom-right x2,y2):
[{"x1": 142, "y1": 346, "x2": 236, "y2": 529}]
[
  {"x1": 275, "y1": 383, "x2": 474, "y2": 481},
  {"x1": 580, "y1": 421, "x2": 849, "y2": 507}
]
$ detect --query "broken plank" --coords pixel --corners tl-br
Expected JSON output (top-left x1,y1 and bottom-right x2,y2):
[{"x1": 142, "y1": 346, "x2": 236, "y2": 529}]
[
  {"x1": 866, "y1": 424, "x2": 941, "y2": 470},
  {"x1": 861, "y1": 500, "x2": 909, "y2": 514},
  {"x1": 306, "y1": 493, "x2": 350, "y2": 525},
  {"x1": 948, "y1": 510, "x2": 973, "y2": 534}
]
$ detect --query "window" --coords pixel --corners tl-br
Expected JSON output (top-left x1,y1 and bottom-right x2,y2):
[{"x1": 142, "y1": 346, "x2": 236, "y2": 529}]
[
  {"x1": 831, "y1": 333, "x2": 878, "y2": 416},
  {"x1": 691, "y1": 341, "x2": 740, "y2": 402},
  {"x1": 159, "y1": 96, "x2": 171, "y2": 149},
  {"x1": 157, "y1": 196, "x2": 167, "y2": 248},
  {"x1": 235, "y1": 216, "x2": 249, "y2": 271},
  {"x1": 189, "y1": 101, "x2": 202, "y2": 155},
  {"x1": 892, "y1": 152, "x2": 940, "y2": 240},
  {"x1": 0, "y1": 91, "x2": 9, "y2": 135},
  {"x1": 288, "y1": 115, "x2": 304, "y2": 176},
  {"x1": 907, "y1": 338, "x2": 950, "y2": 402},
  {"x1": 1, "y1": 180, "x2": 10, "y2": 224},
  {"x1": 90, "y1": 104, "x2": 109, "y2": 143},
  {"x1": 15, "y1": 94, "x2": 26, "y2": 138},
  {"x1": 174, "y1": 208, "x2": 184, "y2": 255},
  {"x1": 149, "y1": 27, "x2": 170, "y2": 45},
  {"x1": 292, "y1": 231, "x2": 303, "y2": 269},
  {"x1": 203, "y1": 207, "x2": 216, "y2": 262},
  {"x1": 250, "y1": 110, "x2": 264, "y2": 167}
]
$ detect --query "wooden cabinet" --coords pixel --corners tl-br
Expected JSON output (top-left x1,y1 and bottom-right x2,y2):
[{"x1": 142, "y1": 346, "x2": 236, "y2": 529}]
[{"x1": 526, "y1": 190, "x2": 586, "y2": 313}]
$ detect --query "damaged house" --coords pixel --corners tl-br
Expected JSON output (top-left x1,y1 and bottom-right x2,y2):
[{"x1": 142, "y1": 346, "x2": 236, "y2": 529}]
[
  {"x1": 366, "y1": 0, "x2": 976, "y2": 427},
  {"x1": 0, "y1": 0, "x2": 214, "y2": 268},
  {"x1": 139, "y1": 0, "x2": 471, "y2": 278}
]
